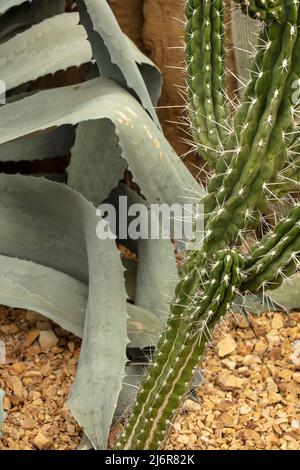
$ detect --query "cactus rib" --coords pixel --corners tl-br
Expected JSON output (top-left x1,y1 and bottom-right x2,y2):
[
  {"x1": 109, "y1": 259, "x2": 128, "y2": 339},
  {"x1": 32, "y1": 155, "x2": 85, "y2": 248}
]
[
  {"x1": 186, "y1": 0, "x2": 229, "y2": 166},
  {"x1": 233, "y1": 0, "x2": 285, "y2": 22}
]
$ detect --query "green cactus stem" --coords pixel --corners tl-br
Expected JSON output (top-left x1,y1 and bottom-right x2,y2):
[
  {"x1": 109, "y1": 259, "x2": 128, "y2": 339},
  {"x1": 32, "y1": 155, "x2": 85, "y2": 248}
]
[
  {"x1": 233, "y1": 0, "x2": 285, "y2": 22},
  {"x1": 116, "y1": 0, "x2": 300, "y2": 450},
  {"x1": 116, "y1": 250, "x2": 244, "y2": 449}
]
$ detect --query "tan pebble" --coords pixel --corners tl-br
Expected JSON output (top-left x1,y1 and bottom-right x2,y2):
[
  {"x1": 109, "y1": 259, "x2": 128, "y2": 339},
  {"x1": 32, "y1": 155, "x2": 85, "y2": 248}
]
[
  {"x1": 177, "y1": 434, "x2": 189, "y2": 445},
  {"x1": 287, "y1": 439, "x2": 299, "y2": 450},
  {"x1": 237, "y1": 429, "x2": 261, "y2": 442},
  {"x1": 239, "y1": 405, "x2": 252, "y2": 415},
  {"x1": 66, "y1": 423, "x2": 76, "y2": 434},
  {"x1": 278, "y1": 369, "x2": 293, "y2": 380},
  {"x1": 242, "y1": 355, "x2": 262, "y2": 365},
  {"x1": 244, "y1": 390, "x2": 257, "y2": 401},
  {"x1": 219, "y1": 413, "x2": 238, "y2": 427},
  {"x1": 237, "y1": 366, "x2": 250, "y2": 377},
  {"x1": 266, "y1": 377, "x2": 278, "y2": 393},
  {"x1": 266, "y1": 332, "x2": 281, "y2": 347},
  {"x1": 268, "y1": 392, "x2": 283, "y2": 404},
  {"x1": 220, "y1": 358, "x2": 236, "y2": 370},
  {"x1": 214, "y1": 400, "x2": 234, "y2": 411},
  {"x1": 40, "y1": 362, "x2": 51, "y2": 377},
  {"x1": 272, "y1": 422, "x2": 283, "y2": 436},
  {"x1": 39, "y1": 330, "x2": 58, "y2": 352},
  {"x1": 3, "y1": 396, "x2": 11, "y2": 411},
  {"x1": 9, "y1": 362, "x2": 26, "y2": 376},
  {"x1": 183, "y1": 399, "x2": 201, "y2": 412},
  {"x1": 0, "y1": 324, "x2": 18, "y2": 334},
  {"x1": 216, "y1": 371, "x2": 243, "y2": 391},
  {"x1": 237, "y1": 343, "x2": 254, "y2": 356},
  {"x1": 26, "y1": 342, "x2": 41, "y2": 356},
  {"x1": 22, "y1": 417, "x2": 37, "y2": 430},
  {"x1": 216, "y1": 335, "x2": 237, "y2": 358},
  {"x1": 271, "y1": 313, "x2": 284, "y2": 330},
  {"x1": 6, "y1": 375, "x2": 23, "y2": 398},
  {"x1": 67, "y1": 341, "x2": 75, "y2": 353},
  {"x1": 24, "y1": 330, "x2": 40, "y2": 348},
  {"x1": 254, "y1": 340, "x2": 268, "y2": 355},
  {"x1": 33, "y1": 431, "x2": 53, "y2": 450},
  {"x1": 291, "y1": 419, "x2": 299, "y2": 429},
  {"x1": 292, "y1": 372, "x2": 300, "y2": 384},
  {"x1": 26, "y1": 311, "x2": 43, "y2": 323}
]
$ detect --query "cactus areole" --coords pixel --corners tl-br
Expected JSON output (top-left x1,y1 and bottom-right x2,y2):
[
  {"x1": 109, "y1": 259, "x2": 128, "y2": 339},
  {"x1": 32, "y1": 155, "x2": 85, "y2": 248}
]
[{"x1": 116, "y1": 0, "x2": 300, "y2": 450}]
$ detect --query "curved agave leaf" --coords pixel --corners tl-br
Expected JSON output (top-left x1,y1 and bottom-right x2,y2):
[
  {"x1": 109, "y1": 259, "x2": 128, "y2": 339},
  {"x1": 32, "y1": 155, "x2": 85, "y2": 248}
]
[
  {"x1": 122, "y1": 185, "x2": 178, "y2": 324},
  {"x1": 0, "y1": 254, "x2": 162, "y2": 349},
  {"x1": 0, "y1": 125, "x2": 75, "y2": 162},
  {"x1": 76, "y1": 0, "x2": 160, "y2": 127},
  {"x1": 126, "y1": 36, "x2": 162, "y2": 106},
  {"x1": 0, "y1": 12, "x2": 91, "y2": 91},
  {"x1": 0, "y1": 0, "x2": 32, "y2": 14},
  {"x1": 0, "y1": 11, "x2": 161, "y2": 104},
  {"x1": 0, "y1": 78, "x2": 202, "y2": 208},
  {"x1": 268, "y1": 275, "x2": 300, "y2": 312},
  {"x1": 135, "y1": 238, "x2": 178, "y2": 324},
  {"x1": 0, "y1": 173, "x2": 128, "y2": 449},
  {"x1": 0, "y1": 0, "x2": 65, "y2": 42}
]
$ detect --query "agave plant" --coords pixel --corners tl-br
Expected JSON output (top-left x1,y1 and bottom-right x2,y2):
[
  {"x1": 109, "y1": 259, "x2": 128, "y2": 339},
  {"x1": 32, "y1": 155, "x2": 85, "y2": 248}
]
[{"x1": 115, "y1": 0, "x2": 300, "y2": 450}]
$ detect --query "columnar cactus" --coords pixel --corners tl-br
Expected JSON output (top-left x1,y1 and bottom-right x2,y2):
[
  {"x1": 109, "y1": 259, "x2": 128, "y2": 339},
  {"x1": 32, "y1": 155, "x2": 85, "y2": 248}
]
[{"x1": 116, "y1": 0, "x2": 300, "y2": 449}]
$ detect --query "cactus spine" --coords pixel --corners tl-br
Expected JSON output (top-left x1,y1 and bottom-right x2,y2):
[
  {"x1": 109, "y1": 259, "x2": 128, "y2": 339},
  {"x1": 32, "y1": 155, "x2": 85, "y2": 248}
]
[{"x1": 116, "y1": 0, "x2": 300, "y2": 450}]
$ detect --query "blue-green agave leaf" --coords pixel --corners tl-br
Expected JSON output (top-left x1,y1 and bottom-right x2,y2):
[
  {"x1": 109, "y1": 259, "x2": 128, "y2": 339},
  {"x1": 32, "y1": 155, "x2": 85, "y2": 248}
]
[
  {"x1": 0, "y1": 78, "x2": 202, "y2": 209},
  {"x1": 0, "y1": 174, "x2": 128, "y2": 449},
  {"x1": 76, "y1": 0, "x2": 160, "y2": 126}
]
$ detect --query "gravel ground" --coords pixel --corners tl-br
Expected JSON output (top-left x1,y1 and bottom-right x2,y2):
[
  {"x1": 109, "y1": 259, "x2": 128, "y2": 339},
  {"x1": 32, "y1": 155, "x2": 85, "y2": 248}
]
[
  {"x1": 0, "y1": 307, "x2": 299, "y2": 450},
  {"x1": 165, "y1": 312, "x2": 300, "y2": 450}
]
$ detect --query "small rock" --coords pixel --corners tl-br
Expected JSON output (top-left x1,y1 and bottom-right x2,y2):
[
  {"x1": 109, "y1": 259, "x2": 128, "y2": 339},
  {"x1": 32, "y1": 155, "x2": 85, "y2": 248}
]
[
  {"x1": 239, "y1": 405, "x2": 252, "y2": 415},
  {"x1": 177, "y1": 434, "x2": 190, "y2": 445},
  {"x1": 266, "y1": 332, "x2": 281, "y2": 347},
  {"x1": 221, "y1": 358, "x2": 236, "y2": 370},
  {"x1": 66, "y1": 423, "x2": 76, "y2": 434},
  {"x1": 24, "y1": 329, "x2": 40, "y2": 348},
  {"x1": 40, "y1": 362, "x2": 51, "y2": 377},
  {"x1": 216, "y1": 335, "x2": 237, "y2": 358},
  {"x1": 39, "y1": 330, "x2": 58, "y2": 352},
  {"x1": 22, "y1": 417, "x2": 37, "y2": 430},
  {"x1": 6, "y1": 375, "x2": 23, "y2": 398},
  {"x1": 292, "y1": 372, "x2": 300, "y2": 384},
  {"x1": 3, "y1": 396, "x2": 10, "y2": 411},
  {"x1": 254, "y1": 340, "x2": 268, "y2": 355},
  {"x1": 271, "y1": 313, "x2": 284, "y2": 330},
  {"x1": 183, "y1": 399, "x2": 201, "y2": 411},
  {"x1": 266, "y1": 377, "x2": 278, "y2": 394},
  {"x1": 26, "y1": 311, "x2": 43, "y2": 323},
  {"x1": 33, "y1": 431, "x2": 53, "y2": 450},
  {"x1": 9, "y1": 362, "x2": 26, "y2": 376},
  {"x1": 67, "y1": 341, "x2": 75, "y2": 353},
  {"x1": 291, "y1": 419, "x2": 299, "y2": 429},
  {"x1": 287, "y1": 439, "x2": 298, "y2": 450},
  {"x1": 0, "y1": 324, "x2": 18, "y2": 334},
  {"x1": 26, "y1": 342, "x2": 41, "y2": 356},
  {"x1": 216, "y1": 371, "x2": 243, "y2": 391}
]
